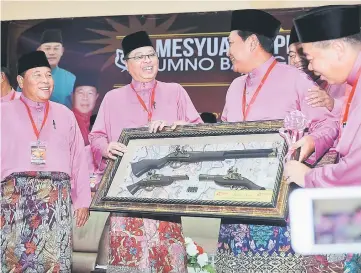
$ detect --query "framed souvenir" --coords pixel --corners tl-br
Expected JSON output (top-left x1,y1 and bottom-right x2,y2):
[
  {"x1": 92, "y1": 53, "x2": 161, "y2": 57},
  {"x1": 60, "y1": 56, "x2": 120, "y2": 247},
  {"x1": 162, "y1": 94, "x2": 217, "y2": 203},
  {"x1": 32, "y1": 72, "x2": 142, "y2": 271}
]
[{"x1": 90, "y1": 120, "x2": 336, "y2": 226}]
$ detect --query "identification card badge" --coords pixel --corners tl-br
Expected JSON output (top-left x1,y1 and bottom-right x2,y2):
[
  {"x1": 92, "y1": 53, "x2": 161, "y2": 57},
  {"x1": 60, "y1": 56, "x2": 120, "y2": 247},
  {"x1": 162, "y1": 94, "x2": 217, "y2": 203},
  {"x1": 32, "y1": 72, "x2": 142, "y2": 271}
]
[
  {"x1": 90, "y1": 173, "x2": 97, "y2": 191},
  {"x1": 30, "y1": 141, "x2": 46, "y2": 165}
]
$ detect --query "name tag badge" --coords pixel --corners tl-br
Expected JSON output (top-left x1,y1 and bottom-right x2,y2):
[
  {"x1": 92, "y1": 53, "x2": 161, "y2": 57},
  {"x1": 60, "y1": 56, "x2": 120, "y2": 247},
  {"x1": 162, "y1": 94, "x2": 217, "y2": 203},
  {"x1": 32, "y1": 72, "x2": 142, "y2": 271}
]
[
  {"x1": 90, "y1": 173, "x2": 97, "y2": 190},
  {"x1": 30, "y1": 141, "x2": 46, "y2": 165}
]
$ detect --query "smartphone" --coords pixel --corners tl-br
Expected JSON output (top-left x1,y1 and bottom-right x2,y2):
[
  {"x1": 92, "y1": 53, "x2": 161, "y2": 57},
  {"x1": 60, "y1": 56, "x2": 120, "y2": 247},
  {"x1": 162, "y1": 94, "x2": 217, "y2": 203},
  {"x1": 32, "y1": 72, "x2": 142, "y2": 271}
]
[{"x1": 289, "y1": 187, "x2": 361, "y2": 254}]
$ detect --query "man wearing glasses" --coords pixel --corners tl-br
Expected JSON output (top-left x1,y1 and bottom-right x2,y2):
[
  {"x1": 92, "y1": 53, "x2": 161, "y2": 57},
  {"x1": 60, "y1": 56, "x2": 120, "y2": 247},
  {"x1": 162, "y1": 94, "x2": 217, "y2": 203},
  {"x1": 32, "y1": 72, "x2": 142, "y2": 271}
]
[{"x1": 89, "y1": 31, "x2": 202, "y2": 273}]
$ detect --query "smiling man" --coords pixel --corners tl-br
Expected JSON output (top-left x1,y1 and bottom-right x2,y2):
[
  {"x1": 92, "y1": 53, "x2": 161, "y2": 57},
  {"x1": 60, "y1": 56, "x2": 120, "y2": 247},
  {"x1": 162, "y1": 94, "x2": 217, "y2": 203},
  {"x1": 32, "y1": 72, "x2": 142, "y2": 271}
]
[
  {"x1": 217, "y1": 9, "x2": 340, "y2": 272},
  {"x1": 288, "y1": 26, "x2": 309, "y2": 71},
  {"x1": 0, "y1": 51, "x2": 90, "y2": 272},
  {"x1": 89, "y1": 30, "x2": 202, "y2": 273},
  {"x1": 18, "y1": 29, "x2": 76, "y2": 108},
  {"x1": 286, "y1": 5, "x2": 361, "y2": 195},
  {"x1": 284, "y1": 5, "x2": 361, "y2": 271}
]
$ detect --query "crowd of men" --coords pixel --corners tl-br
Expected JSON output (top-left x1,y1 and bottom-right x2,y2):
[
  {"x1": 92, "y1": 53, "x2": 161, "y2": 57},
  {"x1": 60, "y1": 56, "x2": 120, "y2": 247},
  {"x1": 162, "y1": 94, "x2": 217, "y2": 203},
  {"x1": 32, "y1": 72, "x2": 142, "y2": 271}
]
[{"x1": 1, "y1": 4, "x2": 360, "y2": 273}]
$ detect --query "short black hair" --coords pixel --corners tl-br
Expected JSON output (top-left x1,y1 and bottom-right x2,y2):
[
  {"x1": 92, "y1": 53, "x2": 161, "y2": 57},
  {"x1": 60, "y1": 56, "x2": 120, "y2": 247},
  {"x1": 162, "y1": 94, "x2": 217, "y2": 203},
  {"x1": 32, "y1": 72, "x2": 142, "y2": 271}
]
[
  {"x1": 1, "y1": 66, "x2": 10, "y2": 81},
  {"x1": 237, "y1": 30, "x2": 276, "y2": 54}
]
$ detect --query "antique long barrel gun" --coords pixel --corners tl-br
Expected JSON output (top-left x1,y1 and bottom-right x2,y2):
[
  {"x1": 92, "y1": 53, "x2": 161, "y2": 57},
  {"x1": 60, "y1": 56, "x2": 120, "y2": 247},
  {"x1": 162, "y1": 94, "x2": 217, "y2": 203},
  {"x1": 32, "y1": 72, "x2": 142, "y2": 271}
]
[{"x1": 131, "y1": 146, "x2": 277, "y2": 177}]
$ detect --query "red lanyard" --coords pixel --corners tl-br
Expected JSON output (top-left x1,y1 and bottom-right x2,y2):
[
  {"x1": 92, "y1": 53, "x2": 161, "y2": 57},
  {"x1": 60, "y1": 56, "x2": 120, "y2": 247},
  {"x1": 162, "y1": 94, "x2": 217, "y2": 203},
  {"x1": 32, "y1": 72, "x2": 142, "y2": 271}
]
[
  {"x1": 130, "y1": 81, "x2": 157, "y2": 122},
  {"x1": 10, "y1": 91, "x2": 16, "y2": 101},
  {"x1": 242, "y1": 59, "x2": 277, "y2": 121},
  {"x1": 337, "y1": 66, "x2": 361, "y2": 141},
  {"x1": 20, "y1": 97, "x2": 50, "y2": 140},
  {"x1": 341, "y1": 66, "x2": 361, "y2": 127}
]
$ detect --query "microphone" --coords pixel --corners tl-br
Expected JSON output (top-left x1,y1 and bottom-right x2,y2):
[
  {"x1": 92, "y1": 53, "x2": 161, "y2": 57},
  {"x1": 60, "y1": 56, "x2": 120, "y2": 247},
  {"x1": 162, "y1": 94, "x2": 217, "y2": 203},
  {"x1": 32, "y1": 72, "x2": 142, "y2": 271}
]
[
  {"x1": 53, "y1": 120, "x2": 56, "y2": 129},
  {"x1": 153, "y1": 101, "x2": 156, "y2": 109}
]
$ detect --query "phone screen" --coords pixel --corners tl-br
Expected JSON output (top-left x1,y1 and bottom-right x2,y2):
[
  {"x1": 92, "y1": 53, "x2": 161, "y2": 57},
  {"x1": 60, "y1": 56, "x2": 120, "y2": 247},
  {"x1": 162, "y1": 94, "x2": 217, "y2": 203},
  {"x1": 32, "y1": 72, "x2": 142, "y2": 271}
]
[{"x1": 313, "y1": 198, "x2": 361, "y2": 245}]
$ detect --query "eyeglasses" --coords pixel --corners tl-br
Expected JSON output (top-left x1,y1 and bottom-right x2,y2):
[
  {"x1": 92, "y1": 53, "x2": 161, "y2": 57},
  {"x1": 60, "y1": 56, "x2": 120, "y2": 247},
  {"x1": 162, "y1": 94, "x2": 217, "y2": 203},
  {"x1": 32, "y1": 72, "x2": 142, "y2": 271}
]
[{"x1": 125, "y1": 52, "x2": 158, "y2": 62}]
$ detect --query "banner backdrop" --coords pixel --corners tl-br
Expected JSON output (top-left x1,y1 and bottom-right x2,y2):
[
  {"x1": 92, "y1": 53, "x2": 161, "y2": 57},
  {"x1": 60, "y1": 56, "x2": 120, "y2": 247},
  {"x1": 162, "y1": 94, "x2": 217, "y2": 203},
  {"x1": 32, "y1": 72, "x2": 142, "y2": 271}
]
[{"x1": 5, "y1": 8, "x2": 310, "y2": 118}]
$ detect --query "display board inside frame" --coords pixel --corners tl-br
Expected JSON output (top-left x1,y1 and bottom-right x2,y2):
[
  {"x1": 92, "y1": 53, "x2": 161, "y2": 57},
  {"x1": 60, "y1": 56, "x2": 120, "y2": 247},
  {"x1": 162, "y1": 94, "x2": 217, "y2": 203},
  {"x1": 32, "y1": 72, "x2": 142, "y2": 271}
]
[{"x1": 90, "y1": 120, "x2": 337, "y2": 226}]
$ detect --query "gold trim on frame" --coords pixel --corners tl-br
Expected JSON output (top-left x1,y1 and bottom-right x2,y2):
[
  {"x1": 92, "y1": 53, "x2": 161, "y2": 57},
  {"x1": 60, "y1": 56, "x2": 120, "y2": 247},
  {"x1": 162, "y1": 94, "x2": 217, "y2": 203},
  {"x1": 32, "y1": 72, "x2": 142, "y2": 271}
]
[{"x1": 90, "y1": 120, "x2": 337, "y2": 226}]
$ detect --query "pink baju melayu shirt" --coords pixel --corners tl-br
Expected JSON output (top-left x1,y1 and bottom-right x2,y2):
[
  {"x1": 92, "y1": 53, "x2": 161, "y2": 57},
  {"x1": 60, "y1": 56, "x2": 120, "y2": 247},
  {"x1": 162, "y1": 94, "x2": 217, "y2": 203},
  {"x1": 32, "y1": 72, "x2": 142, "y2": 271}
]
[
  {"x1": 318, "y1": 80, "x2": 348, "y2": 117},
  {"x1": 305, "y1": 51, "x2": 361, "y2": 187},
  {"x1": 89, "y1": 79, "x2": 203, "y2": 171},
  {"x1": 221, "y1": 56, "x2": 339, "y2": 162},
  {"x1": 1, "y1": 89, "x2": 21, "y2": 103},
  {"x1": 0, "y1": 95, "x2": 91, "y2": 209}
]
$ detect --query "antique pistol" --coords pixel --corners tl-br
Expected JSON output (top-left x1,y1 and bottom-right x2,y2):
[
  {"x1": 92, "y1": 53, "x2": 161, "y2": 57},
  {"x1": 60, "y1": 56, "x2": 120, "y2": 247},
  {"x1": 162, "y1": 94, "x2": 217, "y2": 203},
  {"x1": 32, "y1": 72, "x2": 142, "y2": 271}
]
[
  {"x1": 131, "y1": 146, "x2": 277, "y2": 177},
  {"x1": 127, "y1": 172, "x2": 189, "y2": 195},
  {"x1": 198, "y1": 167, "x2": 265, "y2": 190}
]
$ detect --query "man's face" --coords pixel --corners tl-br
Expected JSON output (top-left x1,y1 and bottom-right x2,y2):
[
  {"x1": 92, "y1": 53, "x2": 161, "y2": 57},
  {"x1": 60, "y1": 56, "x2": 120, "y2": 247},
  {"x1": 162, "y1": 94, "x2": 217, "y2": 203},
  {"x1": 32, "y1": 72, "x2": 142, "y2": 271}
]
[
  {"x1": 38, "y1": 42, "x2": 64, "y2": 68},
  {"x1": 73, "y1": 86, "x2": 98, "y2": 114},
  {"x1": 17, "y1": 67, "x2": 54, "y2": 102},
  {"x1": 126, "y1": 46, "x2": 158, "y2": 82},
  {"x1": 302, "y1": 42, "x2": 347, "y2": 84},
  {"x1": 288, "y1": 43, "x2": 307, "y2": 70},
  {"x1": 227, "y1": 31, "x2": 252, "y2": 73}
]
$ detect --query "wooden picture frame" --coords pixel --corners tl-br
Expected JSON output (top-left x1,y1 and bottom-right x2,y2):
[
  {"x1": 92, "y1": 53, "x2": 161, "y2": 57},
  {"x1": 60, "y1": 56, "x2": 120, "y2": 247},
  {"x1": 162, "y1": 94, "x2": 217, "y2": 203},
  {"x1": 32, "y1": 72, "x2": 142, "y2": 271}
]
[{"x1": 90, "y1": 120, "x2": 337, "y2": 226}]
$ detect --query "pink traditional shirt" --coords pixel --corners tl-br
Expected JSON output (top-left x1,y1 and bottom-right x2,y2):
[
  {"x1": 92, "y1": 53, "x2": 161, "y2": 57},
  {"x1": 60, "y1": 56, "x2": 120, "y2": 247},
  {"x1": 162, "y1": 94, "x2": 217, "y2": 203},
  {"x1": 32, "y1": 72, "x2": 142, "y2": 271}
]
[
  {"x1": 1, "y1": 88, "x2": 21, "y2": 103},
  {"x1": 221, "y1": 56, "x2": 339, "y2": 162},
  {"x1": 318, "y1": 80, "x2": 348, "y2": 117},
  {"x1": 305, "y1": 51, "x2": 361, "y2": 188},
  {"x1": 89, "y1": 79, "x2": 202, "y2": 171},
  {"x1": 0, "y1": 95, "x2": 91, "y2": 209}
]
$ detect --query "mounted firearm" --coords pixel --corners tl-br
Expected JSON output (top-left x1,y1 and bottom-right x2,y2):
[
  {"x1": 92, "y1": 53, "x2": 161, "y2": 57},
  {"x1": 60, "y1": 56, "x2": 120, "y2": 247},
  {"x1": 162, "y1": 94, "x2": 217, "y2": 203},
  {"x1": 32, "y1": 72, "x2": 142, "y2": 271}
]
[
  {"x1": 198, "y1": 167, "x2": 265, "y2": 190},
  {"x1": 127, "y1": 172, "x2": 189, "y2": 195},
  {"x1": 131, "y1": 146, "x2": 277, "y2": 177}
]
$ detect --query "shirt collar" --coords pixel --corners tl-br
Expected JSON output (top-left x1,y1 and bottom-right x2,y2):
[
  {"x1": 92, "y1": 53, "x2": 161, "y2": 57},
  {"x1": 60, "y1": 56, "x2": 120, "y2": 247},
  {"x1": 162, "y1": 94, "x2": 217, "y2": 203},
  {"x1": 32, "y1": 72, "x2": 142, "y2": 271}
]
[
  {"x1": 52, "y1": 66, "x2": 59, "y2": 74},
  {"x1": 1, "y1": 88, "x2": 15, "y2": 102},
  {"x1": 346, "y1": 51, "x2": 361, "y2": 86},
  {"x1": 130, "y1": 79, "x2": 157, "y2": 92},
  {"x1": 247, "y1": 56, "x2": 276, "y2": 79},
  {"x1": 20, "y1": 94, "x2": 46, "y2": 110}
]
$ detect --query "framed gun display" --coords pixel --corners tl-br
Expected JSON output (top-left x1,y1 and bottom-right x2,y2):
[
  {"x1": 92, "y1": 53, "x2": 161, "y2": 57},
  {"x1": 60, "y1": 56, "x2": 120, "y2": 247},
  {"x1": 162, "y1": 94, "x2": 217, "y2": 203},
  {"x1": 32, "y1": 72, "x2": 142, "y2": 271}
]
[{"x1": 90, "y1": 120, "x2": 337, "y2": 226}]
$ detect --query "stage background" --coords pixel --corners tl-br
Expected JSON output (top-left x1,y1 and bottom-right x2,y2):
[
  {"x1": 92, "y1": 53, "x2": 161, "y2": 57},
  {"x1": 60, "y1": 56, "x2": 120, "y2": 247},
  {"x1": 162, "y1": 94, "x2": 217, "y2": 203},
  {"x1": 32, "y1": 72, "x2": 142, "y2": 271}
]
[{"x1": 2, "y1": 2, "x2": 361, "y2": 118}]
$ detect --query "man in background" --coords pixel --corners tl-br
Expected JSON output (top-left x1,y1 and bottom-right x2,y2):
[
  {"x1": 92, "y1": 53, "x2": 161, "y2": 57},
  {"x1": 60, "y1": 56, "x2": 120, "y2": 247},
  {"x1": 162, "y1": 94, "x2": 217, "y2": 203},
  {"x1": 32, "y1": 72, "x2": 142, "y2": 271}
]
[
  {"x1": 39, "y1": 29, "x2": 76, "y2": 108},
  {"x1": 72, "y1": 73, "x2": 101, "y2": 193},
  {"x1": 18, "y1": 29, "x2": 76, "y2": 108},
  {"x1": 1, "y1": 66, "x2": 20, "y2": 102},
  {"x1": 72, "y1": 74, "x2": 99, "y2": 145}
]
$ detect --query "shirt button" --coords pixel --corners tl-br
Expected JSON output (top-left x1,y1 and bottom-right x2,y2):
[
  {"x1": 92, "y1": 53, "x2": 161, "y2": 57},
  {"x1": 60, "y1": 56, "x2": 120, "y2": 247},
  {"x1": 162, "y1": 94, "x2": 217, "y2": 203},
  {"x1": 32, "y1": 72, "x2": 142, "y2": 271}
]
[{"x1": 249, "y1": 81, "x2": 253, "y2": 85}]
